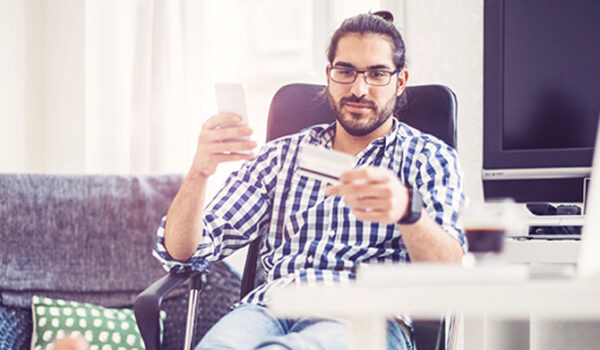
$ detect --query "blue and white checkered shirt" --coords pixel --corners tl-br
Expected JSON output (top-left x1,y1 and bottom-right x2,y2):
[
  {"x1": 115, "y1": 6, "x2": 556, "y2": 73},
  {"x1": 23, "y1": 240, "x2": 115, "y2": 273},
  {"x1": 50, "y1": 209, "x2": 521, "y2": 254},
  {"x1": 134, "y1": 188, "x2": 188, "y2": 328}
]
[{"x1": 154, "y1": 119, "x2": 467, "y2": 306}]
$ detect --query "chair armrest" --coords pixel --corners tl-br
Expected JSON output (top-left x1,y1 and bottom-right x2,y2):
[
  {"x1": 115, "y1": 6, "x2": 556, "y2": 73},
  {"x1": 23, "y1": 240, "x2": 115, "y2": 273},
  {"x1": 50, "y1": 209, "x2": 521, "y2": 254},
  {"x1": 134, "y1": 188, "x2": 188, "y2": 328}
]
[{"x1": 134, "y1": 270, "x2": 204, "y2": 350}]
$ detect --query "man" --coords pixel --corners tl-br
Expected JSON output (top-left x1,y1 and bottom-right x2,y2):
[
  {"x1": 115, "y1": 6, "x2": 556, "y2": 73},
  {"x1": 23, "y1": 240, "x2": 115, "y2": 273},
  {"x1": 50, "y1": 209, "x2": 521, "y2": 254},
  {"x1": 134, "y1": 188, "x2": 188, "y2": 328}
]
[{"x1": 154, "y1": 11, "x2": 466, "y2": 350}]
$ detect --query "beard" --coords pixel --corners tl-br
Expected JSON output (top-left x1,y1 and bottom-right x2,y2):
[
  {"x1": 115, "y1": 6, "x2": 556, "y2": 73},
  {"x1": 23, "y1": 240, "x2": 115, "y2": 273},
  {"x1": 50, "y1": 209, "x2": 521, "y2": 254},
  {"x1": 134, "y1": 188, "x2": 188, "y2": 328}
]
[{"x1": 327, "y1": 89, "x2": 397, "y2": 137}]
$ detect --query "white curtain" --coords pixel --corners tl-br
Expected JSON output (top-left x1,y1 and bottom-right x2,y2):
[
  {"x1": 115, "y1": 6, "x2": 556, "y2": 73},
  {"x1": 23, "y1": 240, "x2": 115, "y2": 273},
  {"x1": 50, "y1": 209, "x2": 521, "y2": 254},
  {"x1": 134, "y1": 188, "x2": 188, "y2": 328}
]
[
  {"x1": 2, "y1": 0, "x2": 320, "y2": 175},
  {"x1": 85, "y1": 0, "x2": 201, "y2": 174}
]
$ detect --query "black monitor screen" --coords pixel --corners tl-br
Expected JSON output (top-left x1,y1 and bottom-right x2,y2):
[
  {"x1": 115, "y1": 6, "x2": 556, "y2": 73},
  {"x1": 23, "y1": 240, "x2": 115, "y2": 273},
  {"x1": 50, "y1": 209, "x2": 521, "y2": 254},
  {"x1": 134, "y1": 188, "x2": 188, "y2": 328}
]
[
  {"x1": 483, "y1": 0, "x2": 600, "y2": 203},
  {"x1": 503, "y1": 0, "x2": 600, "y2": 151}
]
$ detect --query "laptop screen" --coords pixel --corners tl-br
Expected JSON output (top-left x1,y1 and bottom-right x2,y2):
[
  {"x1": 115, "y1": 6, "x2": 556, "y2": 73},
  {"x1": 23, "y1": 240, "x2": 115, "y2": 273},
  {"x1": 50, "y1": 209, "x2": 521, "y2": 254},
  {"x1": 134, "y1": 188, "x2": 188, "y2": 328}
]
[{"x1": 578, "y1": 112, "x2": 600, "y2": 279}]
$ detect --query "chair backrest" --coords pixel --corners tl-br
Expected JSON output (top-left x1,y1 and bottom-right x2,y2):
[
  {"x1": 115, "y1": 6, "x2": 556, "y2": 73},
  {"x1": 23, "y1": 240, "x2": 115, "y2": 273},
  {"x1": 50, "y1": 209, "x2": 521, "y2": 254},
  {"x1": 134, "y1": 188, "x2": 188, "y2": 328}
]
[{"x1": 265, "y1": 83, "x2": 457, "y2": 148}]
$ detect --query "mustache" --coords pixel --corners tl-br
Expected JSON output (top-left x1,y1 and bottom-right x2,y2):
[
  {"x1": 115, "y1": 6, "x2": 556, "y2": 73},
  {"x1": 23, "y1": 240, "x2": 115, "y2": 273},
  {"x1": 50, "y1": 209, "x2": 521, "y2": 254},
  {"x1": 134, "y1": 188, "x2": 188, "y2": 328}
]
[{"x1": 340, "y1": 95, "x2": 375, "y2": 109}]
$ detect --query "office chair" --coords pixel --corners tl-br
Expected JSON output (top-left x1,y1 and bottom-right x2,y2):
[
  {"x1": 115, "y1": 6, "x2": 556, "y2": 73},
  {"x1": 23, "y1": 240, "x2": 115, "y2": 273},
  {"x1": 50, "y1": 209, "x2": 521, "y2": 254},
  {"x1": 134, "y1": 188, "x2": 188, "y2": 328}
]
[{"x1": 134, "y1": 83, "x2": 458, "y2": 350}]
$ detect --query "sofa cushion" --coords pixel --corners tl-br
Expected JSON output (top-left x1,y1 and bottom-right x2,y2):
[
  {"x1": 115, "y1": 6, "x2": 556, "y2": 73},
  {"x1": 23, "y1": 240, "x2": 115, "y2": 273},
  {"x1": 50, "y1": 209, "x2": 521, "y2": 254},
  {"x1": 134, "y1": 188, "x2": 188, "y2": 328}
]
[
  {"x1": 31, "y1": 295, "x2": 166, "y2": 350},
  {"x1": 0, "y1": 174, "x2": 184, "y2": 308}
]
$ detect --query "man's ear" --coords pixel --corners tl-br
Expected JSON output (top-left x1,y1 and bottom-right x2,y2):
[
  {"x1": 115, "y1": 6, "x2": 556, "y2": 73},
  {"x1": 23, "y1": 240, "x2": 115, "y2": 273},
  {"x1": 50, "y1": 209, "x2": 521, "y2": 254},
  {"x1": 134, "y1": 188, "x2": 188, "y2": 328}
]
[
  {"x1": 396, "y1": 69, "x2": 409, "y2": 96},
  {"x1": 325, "y1": 65, "x2": 331, "y2": 84}
]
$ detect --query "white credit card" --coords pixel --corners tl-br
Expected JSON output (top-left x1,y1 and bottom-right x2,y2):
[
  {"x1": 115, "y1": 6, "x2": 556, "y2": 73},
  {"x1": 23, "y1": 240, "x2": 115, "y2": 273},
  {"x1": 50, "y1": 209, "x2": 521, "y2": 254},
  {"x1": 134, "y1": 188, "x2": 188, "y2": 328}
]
[{"x1": 297, "y1": 144, "x2": 355, "y2": 184}]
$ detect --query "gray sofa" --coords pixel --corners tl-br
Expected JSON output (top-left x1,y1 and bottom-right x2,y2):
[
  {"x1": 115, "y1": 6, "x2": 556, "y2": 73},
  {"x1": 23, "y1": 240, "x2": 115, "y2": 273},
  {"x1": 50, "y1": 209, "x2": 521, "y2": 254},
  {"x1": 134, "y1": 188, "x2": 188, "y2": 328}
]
[{"x1": 0, "y1": 174, "x2": 240, "y2": 350}]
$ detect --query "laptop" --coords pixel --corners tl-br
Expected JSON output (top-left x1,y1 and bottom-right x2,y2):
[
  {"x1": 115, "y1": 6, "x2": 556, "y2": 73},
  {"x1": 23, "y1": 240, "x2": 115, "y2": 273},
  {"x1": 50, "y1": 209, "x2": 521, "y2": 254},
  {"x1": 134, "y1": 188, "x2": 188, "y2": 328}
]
[{"x1": 577, "y1": 115, "x2": 600, "y2": 279}]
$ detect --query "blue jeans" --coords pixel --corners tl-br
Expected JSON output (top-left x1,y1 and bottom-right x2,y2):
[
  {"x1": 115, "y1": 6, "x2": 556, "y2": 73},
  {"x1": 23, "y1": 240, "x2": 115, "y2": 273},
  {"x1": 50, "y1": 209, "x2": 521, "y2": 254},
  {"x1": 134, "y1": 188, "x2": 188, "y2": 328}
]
[{"x1": 195, "y1": 304, "x2": 414, "y2": 350}]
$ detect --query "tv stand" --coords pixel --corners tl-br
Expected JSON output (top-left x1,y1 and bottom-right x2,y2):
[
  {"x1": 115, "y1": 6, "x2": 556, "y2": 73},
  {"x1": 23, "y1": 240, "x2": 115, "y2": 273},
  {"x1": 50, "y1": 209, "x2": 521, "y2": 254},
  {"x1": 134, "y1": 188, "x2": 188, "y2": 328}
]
[{"x1": 504, "y1": 238, "x2": 579, "y2": 264}]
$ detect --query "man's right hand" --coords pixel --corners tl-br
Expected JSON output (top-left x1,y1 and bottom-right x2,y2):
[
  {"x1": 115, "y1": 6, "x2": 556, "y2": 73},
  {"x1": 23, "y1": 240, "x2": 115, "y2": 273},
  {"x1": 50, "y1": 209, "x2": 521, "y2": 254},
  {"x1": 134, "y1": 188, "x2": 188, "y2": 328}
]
[{"x1": 191, "y1": 113, "x2": 257, "y2": 177}]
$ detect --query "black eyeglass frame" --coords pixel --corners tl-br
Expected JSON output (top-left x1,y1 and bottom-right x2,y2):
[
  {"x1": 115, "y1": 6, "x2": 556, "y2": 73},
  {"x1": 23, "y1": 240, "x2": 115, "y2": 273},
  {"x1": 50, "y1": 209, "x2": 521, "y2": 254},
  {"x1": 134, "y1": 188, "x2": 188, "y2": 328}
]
[{"x1": 328, "y1": 65, "x2": 401, "y2": 87}]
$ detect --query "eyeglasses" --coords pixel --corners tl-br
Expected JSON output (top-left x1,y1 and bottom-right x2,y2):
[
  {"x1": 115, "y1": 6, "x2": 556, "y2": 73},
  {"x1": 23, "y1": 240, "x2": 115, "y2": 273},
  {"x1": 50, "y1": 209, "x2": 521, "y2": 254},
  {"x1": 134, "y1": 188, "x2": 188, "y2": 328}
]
[{"x1": 328, "y1": 66, "x2": 399, "y2": 86}]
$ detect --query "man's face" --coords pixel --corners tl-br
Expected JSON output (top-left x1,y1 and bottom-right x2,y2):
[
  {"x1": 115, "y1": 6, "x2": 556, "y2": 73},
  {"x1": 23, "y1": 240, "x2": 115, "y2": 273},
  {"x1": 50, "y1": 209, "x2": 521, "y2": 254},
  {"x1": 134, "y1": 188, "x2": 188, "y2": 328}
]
[{"x1": 327, "y1": 33, "x2": 407, "y2": 137}]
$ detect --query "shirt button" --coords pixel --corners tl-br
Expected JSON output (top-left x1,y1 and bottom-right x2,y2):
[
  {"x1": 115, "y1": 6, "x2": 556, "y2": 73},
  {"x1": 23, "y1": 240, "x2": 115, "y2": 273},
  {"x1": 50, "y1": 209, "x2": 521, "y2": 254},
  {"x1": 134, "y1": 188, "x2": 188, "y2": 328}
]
[
  {"x1": 328, "y1": 229, "x2": 336, "y2": 238},
  {"x1": 307, "y1": 256, "x2": 313, "y2": 264}
]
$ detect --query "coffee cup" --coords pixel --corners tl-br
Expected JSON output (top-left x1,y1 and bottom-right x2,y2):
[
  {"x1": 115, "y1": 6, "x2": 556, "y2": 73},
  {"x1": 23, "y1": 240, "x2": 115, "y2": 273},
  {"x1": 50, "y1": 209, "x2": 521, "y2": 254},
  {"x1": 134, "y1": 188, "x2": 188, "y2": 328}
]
[{"x1": 461, "y1": 199, "x2": 524, "y2": 265}]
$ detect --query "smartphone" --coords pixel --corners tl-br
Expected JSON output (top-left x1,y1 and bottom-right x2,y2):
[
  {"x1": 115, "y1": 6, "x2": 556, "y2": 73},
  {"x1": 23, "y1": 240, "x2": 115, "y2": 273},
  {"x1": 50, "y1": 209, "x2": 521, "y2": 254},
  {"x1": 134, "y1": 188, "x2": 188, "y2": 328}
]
[
  {"x1": 214, "y1": 82, "x2": 250, "y2": 146},
  {"x1": 215, "y1": 82, "x2": 249, "y2": 128}
]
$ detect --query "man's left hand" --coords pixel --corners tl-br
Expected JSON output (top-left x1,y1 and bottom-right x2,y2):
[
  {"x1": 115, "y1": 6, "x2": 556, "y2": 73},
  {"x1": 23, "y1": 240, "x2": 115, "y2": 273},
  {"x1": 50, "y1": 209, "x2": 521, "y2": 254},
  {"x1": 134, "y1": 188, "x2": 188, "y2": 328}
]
[{"x1": 324, "y1": 167, "x2": 409, "y2": 224}]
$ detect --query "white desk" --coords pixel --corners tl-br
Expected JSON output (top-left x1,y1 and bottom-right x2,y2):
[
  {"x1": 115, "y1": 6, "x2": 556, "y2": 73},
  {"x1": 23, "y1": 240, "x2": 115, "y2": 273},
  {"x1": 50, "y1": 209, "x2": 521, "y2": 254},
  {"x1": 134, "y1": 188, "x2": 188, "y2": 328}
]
[{"x1": 270, "y1": 264, "x2": 600, "y2": 350}]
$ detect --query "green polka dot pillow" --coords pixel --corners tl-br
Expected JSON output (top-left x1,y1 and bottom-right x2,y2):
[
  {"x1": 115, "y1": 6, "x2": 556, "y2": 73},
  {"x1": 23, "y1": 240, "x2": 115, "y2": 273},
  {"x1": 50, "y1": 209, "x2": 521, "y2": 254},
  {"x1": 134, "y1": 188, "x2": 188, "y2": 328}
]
[{"x1": 31, "y1": 295, "x2": 166, "y2": 350}]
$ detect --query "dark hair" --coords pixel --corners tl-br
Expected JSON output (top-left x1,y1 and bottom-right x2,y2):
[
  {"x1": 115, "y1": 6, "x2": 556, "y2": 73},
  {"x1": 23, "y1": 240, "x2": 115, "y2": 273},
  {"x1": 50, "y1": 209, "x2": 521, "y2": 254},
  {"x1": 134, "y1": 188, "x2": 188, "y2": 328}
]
[{"x1": 326, "y1": 11, "x2": 406, "y2": 71}]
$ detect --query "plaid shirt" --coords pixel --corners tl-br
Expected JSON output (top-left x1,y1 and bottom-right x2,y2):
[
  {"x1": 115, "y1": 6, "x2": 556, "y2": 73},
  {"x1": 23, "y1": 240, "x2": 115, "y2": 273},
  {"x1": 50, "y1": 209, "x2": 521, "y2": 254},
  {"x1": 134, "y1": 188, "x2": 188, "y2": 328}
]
[{"x1": 154, "y1": 119, "x2": 467, "y2": 306}]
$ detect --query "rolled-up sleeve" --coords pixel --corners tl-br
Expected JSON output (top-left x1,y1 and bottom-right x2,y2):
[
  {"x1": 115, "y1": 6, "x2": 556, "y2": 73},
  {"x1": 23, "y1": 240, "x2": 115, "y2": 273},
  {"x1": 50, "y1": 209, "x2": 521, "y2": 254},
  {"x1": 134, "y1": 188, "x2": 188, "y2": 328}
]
[
  {"x1": 153, "y1": 144, "x2": 281, "y2": 273},
  {"x1": 413, "y1": 141, "x2": 468, "y2": 252}
]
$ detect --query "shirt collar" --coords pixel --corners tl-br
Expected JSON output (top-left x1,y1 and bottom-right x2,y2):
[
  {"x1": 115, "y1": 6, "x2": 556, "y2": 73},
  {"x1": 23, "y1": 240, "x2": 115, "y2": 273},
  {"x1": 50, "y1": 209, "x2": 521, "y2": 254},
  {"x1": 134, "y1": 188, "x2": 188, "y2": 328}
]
[
  {"x1": 316, "y1": 122, "x2": 337, "y2": 148},
  {"x1": 379, "y1": 116, "x2": 400, "y2": 149}
]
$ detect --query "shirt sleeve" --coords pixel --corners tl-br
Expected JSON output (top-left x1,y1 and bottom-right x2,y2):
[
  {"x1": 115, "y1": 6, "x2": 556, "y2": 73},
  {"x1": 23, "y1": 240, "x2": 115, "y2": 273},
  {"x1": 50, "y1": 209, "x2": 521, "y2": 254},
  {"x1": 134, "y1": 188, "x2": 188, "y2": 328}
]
[
  {"x1": 153, "y1": 144, "x2": 281, "y2": 273},
  {"x1": 411, "y1": 140, "x2": 468, "y2": 252}
]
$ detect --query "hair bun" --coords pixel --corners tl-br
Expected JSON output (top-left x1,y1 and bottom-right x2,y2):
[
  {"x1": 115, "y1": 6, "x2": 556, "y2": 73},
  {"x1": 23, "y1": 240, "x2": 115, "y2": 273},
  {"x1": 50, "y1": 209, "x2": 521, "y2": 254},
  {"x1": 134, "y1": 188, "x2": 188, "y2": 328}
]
[{"x1": 373, "y1": 11, "x2": 394, "y2": 23}]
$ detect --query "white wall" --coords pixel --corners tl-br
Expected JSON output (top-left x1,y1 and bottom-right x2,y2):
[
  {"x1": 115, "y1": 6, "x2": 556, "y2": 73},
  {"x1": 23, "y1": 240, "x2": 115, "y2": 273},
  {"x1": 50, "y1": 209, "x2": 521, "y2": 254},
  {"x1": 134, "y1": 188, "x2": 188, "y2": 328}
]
[{"x1": 403, "y1": 0, "x2": 484, "y2": 204}]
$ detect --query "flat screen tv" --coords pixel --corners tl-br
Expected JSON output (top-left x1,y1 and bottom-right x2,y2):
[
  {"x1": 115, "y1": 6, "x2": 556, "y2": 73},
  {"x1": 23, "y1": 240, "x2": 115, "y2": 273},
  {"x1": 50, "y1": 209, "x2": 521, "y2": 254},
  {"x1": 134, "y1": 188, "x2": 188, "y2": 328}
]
[{"x1": 483, "y1": 0, "x2": 600, "y2": 203}]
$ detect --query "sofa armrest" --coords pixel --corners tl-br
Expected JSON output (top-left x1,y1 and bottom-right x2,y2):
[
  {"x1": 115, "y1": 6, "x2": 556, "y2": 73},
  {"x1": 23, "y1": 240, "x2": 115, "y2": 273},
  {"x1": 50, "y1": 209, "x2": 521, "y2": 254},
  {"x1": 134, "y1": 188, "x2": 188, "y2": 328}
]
[{"x1": 134, "y1": 270, "x2": 204, "y2": 350}]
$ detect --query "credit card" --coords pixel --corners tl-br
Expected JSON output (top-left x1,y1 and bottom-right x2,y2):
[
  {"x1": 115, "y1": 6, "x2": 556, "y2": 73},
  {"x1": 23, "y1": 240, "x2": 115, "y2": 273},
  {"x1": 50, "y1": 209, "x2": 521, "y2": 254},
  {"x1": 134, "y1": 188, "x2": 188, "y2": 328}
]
[{"x1": 297, "y1": 144, "x2": 356, "y2": 184}]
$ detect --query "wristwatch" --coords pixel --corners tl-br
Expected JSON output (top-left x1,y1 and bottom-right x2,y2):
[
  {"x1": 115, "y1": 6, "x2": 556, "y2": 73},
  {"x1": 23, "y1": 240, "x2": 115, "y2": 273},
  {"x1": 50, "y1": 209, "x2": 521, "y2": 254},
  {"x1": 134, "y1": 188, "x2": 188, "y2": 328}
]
[{"x1": 398, "y1": 187, "x2": 422, "y2": 224}]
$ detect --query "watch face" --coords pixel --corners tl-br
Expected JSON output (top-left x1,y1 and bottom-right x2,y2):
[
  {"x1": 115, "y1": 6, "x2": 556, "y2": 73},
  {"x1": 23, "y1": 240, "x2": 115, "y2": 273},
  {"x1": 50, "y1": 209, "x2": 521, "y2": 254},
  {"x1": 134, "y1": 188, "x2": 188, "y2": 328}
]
[{"x1": 399, "y1": 187, "x2": 422, "y2": 224}]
